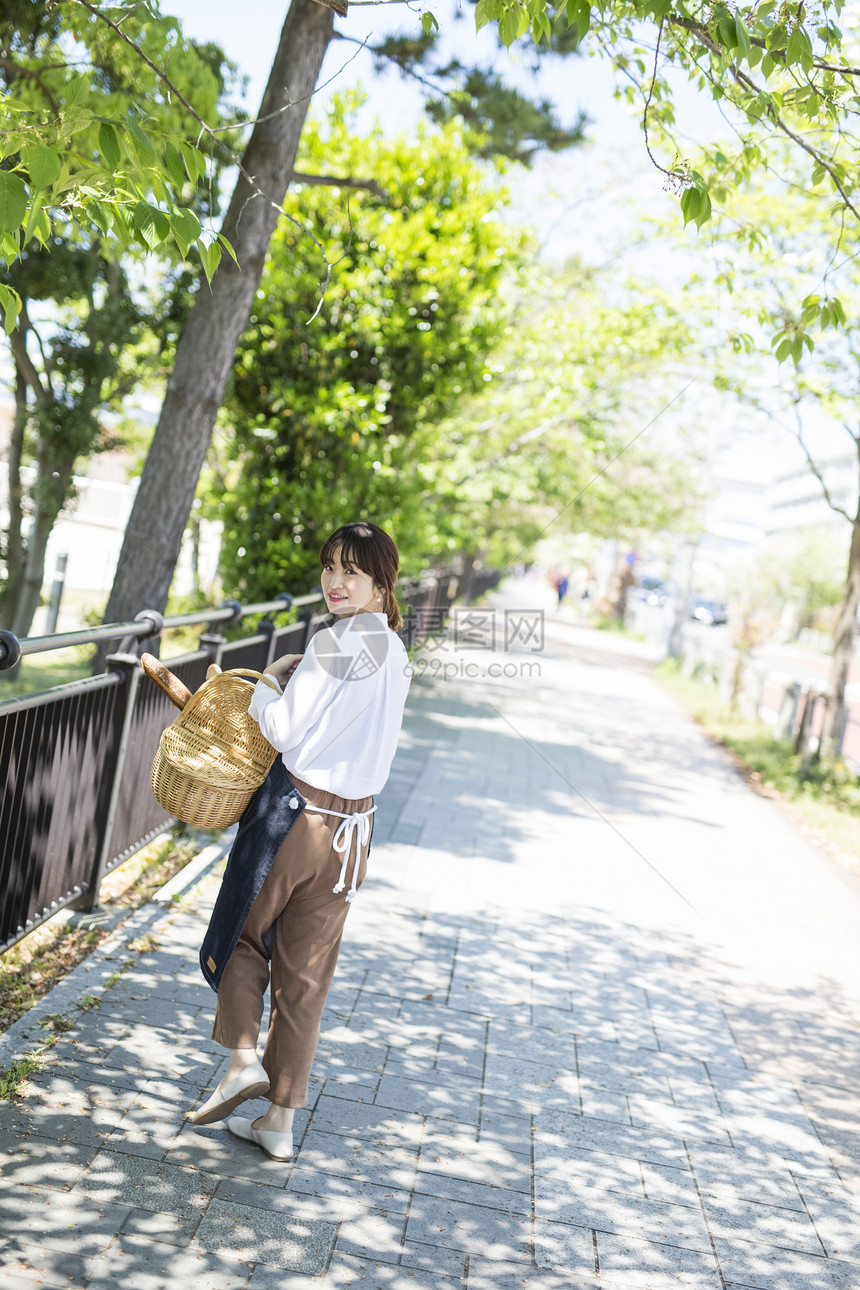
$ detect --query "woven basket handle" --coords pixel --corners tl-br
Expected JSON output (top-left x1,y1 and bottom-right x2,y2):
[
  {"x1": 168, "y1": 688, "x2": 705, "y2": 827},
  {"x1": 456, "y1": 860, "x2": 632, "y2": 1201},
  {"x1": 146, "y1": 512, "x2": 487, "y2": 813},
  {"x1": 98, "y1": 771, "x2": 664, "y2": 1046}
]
[{"x1": 217, "y1": 667, "x2": 282, "y2": 693}]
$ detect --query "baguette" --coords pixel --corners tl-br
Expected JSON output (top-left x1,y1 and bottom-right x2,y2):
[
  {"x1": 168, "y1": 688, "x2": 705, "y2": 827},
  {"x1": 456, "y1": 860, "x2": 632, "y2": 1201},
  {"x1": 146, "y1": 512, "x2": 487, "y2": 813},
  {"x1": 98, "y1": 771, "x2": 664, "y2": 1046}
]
[{"x1": 141, "y1": 652, "x2": 192, "y2": 710}]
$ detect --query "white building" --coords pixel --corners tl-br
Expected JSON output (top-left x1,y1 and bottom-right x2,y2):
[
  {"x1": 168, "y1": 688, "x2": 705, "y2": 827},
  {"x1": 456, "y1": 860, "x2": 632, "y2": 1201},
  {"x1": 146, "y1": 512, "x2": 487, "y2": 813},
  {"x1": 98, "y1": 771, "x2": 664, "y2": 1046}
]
[{"x1": 0, "y1": 399, "x2": 223, "y2": 636}]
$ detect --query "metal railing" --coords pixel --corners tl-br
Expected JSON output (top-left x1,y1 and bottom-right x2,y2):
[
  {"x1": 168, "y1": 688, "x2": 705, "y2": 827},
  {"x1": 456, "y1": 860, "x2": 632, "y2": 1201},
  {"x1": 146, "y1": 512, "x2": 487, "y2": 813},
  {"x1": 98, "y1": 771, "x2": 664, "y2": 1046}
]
[{"x1": 0, "y1": 572, "x2": 457, "y2": 954}]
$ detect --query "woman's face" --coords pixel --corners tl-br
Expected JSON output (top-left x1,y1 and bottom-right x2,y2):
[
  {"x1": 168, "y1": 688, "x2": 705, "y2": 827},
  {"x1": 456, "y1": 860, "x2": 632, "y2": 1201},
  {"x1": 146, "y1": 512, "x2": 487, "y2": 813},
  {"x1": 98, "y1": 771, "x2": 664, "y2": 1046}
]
[{"x1": 321, "y1": 546, "x2": 382, "y2": 617}]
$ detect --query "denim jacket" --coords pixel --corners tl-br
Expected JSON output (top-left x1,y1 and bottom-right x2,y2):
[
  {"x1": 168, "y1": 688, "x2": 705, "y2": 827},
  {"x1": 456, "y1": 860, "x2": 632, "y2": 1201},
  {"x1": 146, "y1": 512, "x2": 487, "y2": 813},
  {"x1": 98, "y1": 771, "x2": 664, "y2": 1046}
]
[{"x1": 199, "y1": 759, "x2": 307, "y2": 991}]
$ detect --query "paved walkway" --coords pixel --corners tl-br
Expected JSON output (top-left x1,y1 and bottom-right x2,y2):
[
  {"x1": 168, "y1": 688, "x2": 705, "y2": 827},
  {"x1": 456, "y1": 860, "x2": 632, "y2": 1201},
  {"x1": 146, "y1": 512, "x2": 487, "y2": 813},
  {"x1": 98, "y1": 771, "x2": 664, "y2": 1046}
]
[{"x1": 2, "y1": 576, "x2": 860, "y2": 1289}]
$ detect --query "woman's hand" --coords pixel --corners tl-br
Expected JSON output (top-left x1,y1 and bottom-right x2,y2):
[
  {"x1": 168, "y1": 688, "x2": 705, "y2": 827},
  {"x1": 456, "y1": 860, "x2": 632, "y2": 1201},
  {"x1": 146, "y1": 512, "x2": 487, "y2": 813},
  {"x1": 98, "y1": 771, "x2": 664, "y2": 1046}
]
[{"x1": 264, "y1": 653, "x2": 303, "y2": 685}]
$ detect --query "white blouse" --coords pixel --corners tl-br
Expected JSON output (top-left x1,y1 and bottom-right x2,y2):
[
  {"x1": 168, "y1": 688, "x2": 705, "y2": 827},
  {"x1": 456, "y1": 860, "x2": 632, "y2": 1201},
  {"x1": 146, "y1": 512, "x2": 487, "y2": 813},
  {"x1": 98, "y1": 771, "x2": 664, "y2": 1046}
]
[{"x1": 247, "y1": 611, "x2": 413, "y2": 798}]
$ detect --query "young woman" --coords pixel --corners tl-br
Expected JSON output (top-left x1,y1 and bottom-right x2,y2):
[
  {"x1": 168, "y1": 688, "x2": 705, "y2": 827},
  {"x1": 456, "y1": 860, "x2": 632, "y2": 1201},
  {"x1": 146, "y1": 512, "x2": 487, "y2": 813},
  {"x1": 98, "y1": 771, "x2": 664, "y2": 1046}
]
[{"x1": 189, "y1": 521, "x2": 412, "y2": 1160}]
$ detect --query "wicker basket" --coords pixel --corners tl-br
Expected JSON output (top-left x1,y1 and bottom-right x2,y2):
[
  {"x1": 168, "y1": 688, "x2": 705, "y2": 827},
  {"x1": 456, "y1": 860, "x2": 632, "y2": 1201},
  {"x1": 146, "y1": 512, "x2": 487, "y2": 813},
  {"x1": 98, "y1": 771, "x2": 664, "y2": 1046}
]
[{"x1": 150, "y1": 667, "x2": 281, "y2": 830}]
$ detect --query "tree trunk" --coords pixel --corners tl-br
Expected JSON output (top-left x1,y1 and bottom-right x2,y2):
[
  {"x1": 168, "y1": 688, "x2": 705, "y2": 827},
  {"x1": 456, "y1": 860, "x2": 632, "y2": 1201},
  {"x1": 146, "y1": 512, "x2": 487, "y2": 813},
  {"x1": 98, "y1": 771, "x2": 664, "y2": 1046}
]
[
  {"x1": 10, "y1": 449, "x2": 77, "y2": 640},
  {"x1": 94, "y1": 0, "x2": 334, "y2": 670},
  {"x1": 820, "y1": 509, "x2": 860, "y2": 756},
  {"x1": 0, "y1": 357, "x2": 29, "y2": 627}
]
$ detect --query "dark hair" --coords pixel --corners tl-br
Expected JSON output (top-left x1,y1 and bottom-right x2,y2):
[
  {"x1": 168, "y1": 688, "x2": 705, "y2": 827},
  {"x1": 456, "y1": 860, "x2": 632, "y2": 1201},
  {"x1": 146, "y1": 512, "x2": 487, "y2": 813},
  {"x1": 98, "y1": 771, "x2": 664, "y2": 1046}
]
[{"x1": 320, "y1": 521, "x2": 403, "y2": 632}]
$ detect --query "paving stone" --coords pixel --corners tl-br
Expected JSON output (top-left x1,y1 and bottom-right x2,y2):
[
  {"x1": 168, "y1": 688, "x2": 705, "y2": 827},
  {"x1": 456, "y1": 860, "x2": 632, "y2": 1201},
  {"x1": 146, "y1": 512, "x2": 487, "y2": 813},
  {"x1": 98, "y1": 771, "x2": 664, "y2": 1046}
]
[
  {"x1": 716, "y1": 1237, "x2": 860, "y2": 1290},
  {"x1": 535, "y1": 1148, "x2": 647, "y2": 1215},
  {"x1": 477, "y1": 1107, "x2": 533, "y2": 1158},
  {"x1": 687, "y1": 1145, "x2": 818, "y2": 1210},
  {"x1": 595, "y1": 1232, "x2": 723, "y2": 1287},
  {"x1": 318, "y1": 1252, "x2": 462, "y2": 1287},
  {"x1": 638, "y1": 1160, "x2": 702, "y2": 1208},
  {"x1": 120, "y1": 1204, "x2": 202, "y2": 1247},
  {"x1": 533, "y1": 1217, "x2": 598, "y2": 1275},
  {"x1": 374, "y1": 1073, "x2": 480, "y2": 1122},
  {"x1": 193, "y1": 1196, "x2": 337, "y2": 1271},
  {"x1": 466, "y1": 1257, "x2": 601, "y2": 1290},
  {"x1": 86, "y1": 1233, "x2": 251, "y2": 1289},
  {"x1": 403, "y1": 1194, "x2": 532, "y2": 1261},
  {"x1": 71, "y1": 1148, "x2": 218, "y2": 1219},
  {"x1": 0, "y1": 1181, "x2": 131, "y2": 1256},
  {"x1": 0, "y1": 1237, "x2": 97, "y2": 1288},
  {"x1": 0, "y1": 1134, "x2": 99, "y2": 1190},
  {"x1": 579, "y1": 1084, "x2": 632, "y2": 1124},
  {"x1": 294, "y1": 1126, "x2": 418, "y2": 1189},
  {"x1": 701, "y1": 1195, "x2": 825, "y2": 1256},
  {"x1": 320, "y1": 1075, "x2": 380, "y2": 1104},
  {"x1": 544, "y1": 1184, "x2": 713, "y2": 1253},
  {"x1": 418, "y1": 1127, "x2": 531, "y2": 1192},
  {"x1": 627, "y1": 1095, "x2": 732, "y2": 1145},
  {"x1": 412, "y1": 1167, "x2": 531, "y2": 1215},
  {"x1": 331, "y1": 1204, "x2": 406, "y2": 1263},
  {"x1": 535, "y1": 1109, "x2": 690, "y2": 1170},
  {"x1": 287, "y1": 1162, "x2": 411, "y2": 1213},
  {"x1": 399, "y1": 1238, "x2": 467, "y2": 1278},
  {"x1": 792, "y1": 1177, "x2": 860, "y2": 1261},
  {"x1": 308, "y1": 1094, "x2": 424, "y2": 1143}
]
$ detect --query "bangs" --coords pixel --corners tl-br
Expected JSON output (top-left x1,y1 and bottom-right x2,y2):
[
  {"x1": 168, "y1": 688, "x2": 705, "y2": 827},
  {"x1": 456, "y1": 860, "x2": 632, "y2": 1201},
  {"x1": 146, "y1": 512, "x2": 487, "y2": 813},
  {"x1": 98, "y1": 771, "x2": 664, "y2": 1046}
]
[{"x1": 319, "y1": 531, "x2": 371, "y2": 575}]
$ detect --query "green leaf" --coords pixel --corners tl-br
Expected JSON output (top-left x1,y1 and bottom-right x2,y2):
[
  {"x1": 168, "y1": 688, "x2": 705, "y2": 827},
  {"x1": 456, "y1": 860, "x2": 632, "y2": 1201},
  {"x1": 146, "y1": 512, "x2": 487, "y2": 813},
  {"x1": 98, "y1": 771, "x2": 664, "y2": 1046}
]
[
  {"x1": 98, "y1": 122, "x2": 122, "y2": 170},
  {"x1": 786, "y1": 27, "x2": 804, "y2": 64},
  {"x1": 132, "y1": 201, "x2": 170, "y2": 248},
  {"x1": 0, "y1": 171, "x2": 28, "y2": 235},
  {"x1": 774, "y1": 338, "x2": 792, "y2": 362},
  {"x1": 499, "y1": 6, "x2": 520, "y2": 45},
  {"x1": 127, "y1": 117, "x2": 156, "y2": 167},
  {"x1": 734, "y1": 16, "x2": 751, "y2": 56},
  {"x1": 64, "y1": 75, "x2": 90, "y2": 109},
  {"x1": 179, "y1": 141, "x2": 207, "y2": 182},
  {"x1": 421, "y1": 9, "x2": 439, "y2": 33},
  {"x1": 22, "y1": 145, "x2": 62, "y2": 191},
  {"x1": 23, "y1": 193, "x2": 50, "y2": 246},
  {"x1": 199, "y1": 237, "x2": 222, "y2": 284},
  {"x1": 170, "y1": 206, "x2": 202, "y2": 258},
  {"x1": 718, "y1": 15, "x2": 738, "y2": 47},
  {"x1": 89, "y1": 199, "x2": 110, "y2": 235},
  {"x1": 217, "y1": 231, "x2": 239, "y2": 265},
  {"x1": 761, "y1": 52, "x2": 776, "y2": 78},
  {"x1": 475, "y1": 0, "x2": 500, "y2": 30},
  {"x1": 0, "y1": 282, "x2": 22, "y2": 335},
  {"x1": 681, "y1": 186, "x2": 701, "y2": 224},
  {"x1": 109, "y1": 205, "x2": 133, "y2": 250},
  {"x1": 566, "y1": 0, "x2": 591, "y2": 36}
]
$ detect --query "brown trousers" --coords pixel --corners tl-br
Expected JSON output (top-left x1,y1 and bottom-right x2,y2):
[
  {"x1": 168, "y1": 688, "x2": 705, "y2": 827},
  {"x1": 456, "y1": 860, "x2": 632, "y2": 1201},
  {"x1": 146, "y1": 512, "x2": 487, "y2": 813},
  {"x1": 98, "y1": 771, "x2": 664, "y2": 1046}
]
[{"x1": 211, "y1": 773, "x2": 373, "y2": 1107}]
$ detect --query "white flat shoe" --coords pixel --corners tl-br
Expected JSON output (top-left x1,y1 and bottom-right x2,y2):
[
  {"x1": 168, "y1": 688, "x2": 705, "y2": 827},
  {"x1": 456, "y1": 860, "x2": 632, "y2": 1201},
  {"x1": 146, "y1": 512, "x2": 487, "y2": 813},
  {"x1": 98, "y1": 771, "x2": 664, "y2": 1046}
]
[
  {"x1": 227, "y1": 1114, "x2": 294, "y2": 1161},
  {"x1": 187, "y1": 1061, "x2": 270, "y2": 1125}
]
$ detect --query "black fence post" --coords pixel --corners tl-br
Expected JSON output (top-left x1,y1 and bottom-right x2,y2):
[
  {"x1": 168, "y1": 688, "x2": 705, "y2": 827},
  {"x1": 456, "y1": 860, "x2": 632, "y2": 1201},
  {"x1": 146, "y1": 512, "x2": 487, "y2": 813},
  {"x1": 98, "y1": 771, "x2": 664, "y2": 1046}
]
[
  {"x1": 199, "y1": 598, "x2": 242, "y2": 668},
  {"x1": 76, "y1": 653, "x2": 143, "y2": 912}
]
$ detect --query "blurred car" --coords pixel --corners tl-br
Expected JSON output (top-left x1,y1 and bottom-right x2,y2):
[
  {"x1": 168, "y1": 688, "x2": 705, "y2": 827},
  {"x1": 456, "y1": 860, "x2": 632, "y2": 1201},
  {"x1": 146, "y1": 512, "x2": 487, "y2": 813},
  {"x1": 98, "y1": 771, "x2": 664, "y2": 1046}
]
[
  {"x1": 633, "y1": 576, "x2": 668, "y2": 607},
  {"x1": 689, "y1": 597, "x2": 728, "y2": 626}
]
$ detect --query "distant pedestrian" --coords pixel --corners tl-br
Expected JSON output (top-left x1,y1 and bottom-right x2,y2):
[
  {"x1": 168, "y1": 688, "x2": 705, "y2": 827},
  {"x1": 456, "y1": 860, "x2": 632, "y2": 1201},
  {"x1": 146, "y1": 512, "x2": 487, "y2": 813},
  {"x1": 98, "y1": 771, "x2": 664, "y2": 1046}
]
[
  {"x1": 189, "y1": 522, "x2": 412, "y2": 1161},
  {"x1": 556, "y1": 575, "x2": 569, "y2": 607}
]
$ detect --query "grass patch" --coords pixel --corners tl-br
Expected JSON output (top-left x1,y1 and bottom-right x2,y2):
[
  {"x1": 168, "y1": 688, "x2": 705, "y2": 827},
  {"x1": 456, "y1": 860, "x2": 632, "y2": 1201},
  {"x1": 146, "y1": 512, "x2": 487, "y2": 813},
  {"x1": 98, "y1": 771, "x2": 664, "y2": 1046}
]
[
  {"x1": 592, "y1": 612, "x2": 646, "y2": 641},
  {"x1": 657, "y1": 658, "x2": 860, "y2": 865},
  {"x1": 0, "y1": 1044, "x2": 55, "y2": 1101}
]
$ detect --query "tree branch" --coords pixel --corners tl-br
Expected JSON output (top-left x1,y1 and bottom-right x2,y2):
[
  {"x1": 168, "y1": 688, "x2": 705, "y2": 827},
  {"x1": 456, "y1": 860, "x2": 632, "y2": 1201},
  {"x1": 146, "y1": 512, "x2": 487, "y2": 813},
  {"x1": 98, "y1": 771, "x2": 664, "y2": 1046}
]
[
  {"x1": 725, "y1": 61, "x2": 860, "y2": 224},
  {"x1": 0, "y1": 54, "x2": 61, "y2": 113},
  {"x1": 666, "y1": 13, "x2": 860, "y2": 78},
  {"x1": 791, "y1": 399, "x2": 853, "y2": 522},
  {"x1": 290, "y1": 170, "x2": 388, "y2": 199},
  {"x1": 9, "y1": 308, "x2": 52, "y2": 406}
]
